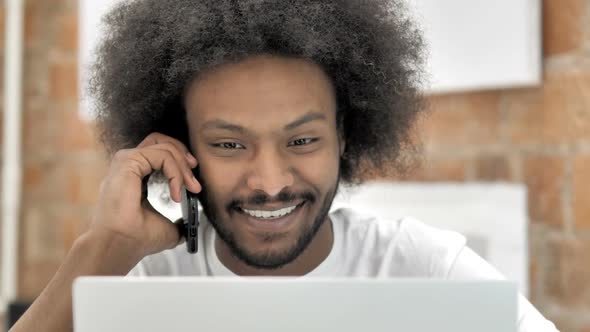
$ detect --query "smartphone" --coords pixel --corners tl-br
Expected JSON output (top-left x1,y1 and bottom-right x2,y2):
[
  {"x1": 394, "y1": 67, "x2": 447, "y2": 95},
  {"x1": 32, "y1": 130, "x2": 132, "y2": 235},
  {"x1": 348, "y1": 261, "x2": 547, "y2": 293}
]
[{"x1": 181, "y1": 184, "x2": 199, "y2": 254}]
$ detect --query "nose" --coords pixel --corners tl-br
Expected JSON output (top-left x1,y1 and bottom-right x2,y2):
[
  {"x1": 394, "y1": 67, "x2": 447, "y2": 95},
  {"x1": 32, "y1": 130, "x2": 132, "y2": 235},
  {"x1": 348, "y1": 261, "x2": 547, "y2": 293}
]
[{"x1": 246, "y1": 149, "x2": 294, "y2": 197}]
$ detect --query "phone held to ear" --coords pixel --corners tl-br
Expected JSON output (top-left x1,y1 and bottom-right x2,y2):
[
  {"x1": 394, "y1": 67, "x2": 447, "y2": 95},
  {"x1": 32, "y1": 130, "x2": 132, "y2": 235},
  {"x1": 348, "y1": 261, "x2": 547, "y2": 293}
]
[{"x1": 181, "y1": 185, "x2": 199, "y2": 254}]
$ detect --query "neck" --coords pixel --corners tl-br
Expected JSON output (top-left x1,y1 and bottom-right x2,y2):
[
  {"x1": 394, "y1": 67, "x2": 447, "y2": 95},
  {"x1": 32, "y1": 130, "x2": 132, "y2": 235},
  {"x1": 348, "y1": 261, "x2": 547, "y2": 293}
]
[{"x1": 215, "y1": 217, "x2": 334, "y2": 276}]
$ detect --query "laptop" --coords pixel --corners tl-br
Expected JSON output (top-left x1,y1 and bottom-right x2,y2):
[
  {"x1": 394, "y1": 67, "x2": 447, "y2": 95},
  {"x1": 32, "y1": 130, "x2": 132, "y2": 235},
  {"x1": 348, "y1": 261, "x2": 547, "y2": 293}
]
[{"x1": 73, "y1": 277, "x2": 517, "y2": 332}]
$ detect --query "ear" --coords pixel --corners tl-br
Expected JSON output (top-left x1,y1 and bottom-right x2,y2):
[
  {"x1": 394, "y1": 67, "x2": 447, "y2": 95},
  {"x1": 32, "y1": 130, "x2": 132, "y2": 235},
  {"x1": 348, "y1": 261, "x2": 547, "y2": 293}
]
[{"x1": 338, "y1": 132, "x2": 346, "y2": 157}]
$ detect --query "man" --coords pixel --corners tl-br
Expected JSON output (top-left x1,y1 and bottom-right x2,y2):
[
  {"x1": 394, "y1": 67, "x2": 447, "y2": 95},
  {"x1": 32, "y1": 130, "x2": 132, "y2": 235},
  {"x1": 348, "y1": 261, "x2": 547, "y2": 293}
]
[{"x1": 12, "y1": 0, "x2": 559, "y2": 331}]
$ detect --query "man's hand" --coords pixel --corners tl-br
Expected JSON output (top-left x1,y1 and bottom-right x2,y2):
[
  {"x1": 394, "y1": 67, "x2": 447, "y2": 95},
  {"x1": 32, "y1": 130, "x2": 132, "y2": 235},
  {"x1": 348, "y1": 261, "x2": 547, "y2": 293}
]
[{"x1": 90, "y1": 132, "x2": 202, "y2": 258}]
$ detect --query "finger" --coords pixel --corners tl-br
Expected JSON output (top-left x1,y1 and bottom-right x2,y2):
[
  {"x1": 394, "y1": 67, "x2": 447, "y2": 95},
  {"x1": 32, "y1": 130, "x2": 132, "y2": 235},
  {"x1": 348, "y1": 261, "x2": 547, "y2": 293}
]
[
  {"x1": 126, "y1": 148, "x2": 186, "y2": 202},
  {"x1": 149, "y1": 143, "x2": 201, "y2": 194},
  {"x1": 141, "y1": 174, "x2": 150, "y2": 202},
  {"x1": 137, "y1": 132, "x2": 198, "y2": 167}
]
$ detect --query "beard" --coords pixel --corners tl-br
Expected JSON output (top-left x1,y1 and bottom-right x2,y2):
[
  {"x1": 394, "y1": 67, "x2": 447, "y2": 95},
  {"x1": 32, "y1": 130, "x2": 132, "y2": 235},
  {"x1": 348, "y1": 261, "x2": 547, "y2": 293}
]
[{"x1": 195, "y1": 169, "x2": 340, "y2": 270}]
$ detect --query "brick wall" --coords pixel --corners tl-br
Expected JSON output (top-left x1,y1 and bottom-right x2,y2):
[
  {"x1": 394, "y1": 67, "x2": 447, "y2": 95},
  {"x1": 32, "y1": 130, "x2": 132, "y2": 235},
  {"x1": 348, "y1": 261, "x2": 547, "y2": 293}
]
[
  {"x1": 0, "y1": 0, "x2": 589, "y2": 331},
  {"x1": 5, "y1": 0, "x2": 108, "y2": 301},
  {"x1": 400, "y1": 1, "x2": 590, "y2": 330}
]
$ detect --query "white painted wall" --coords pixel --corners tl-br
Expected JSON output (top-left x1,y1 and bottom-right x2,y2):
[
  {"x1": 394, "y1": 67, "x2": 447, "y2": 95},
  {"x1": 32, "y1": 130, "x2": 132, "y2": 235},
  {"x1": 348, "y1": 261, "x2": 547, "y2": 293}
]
[
  {"x1": 79, "y1": 0, "x2": 122, "y2": 120},
  {"x1": 407, "y1": 0, "x2": 541, "y2": 93}
]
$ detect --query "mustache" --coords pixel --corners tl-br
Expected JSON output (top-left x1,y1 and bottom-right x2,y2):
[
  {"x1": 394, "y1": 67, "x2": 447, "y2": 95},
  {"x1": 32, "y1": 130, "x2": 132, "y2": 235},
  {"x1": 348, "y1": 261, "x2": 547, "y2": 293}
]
[{"x1": 227, "y1": 190, "x2": 316, "y2": 210}]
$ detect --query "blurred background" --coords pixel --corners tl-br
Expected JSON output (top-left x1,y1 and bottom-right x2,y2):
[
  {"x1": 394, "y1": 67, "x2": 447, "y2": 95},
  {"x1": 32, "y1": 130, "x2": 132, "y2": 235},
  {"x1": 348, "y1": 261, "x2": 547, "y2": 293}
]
[{"x1": 0, "y1": 0, "x2": 589, "y2": 331}]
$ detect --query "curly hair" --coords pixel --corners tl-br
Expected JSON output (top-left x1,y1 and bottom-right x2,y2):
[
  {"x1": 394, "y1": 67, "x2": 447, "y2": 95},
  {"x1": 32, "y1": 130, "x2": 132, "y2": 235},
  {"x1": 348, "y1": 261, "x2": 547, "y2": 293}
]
[{"x1": 90, "y1": 0, "x2": 426, "y2": 185}]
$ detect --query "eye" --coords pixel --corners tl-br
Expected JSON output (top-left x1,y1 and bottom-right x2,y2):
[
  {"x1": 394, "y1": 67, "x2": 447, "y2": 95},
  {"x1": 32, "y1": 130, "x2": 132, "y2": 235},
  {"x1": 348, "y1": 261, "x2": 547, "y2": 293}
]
[
  {"x1": 212, "y1": 142, "x2": 245, "y2": 150},
  {"x1": 288, "y1": 138, "x2": 319, "y2": 146}
]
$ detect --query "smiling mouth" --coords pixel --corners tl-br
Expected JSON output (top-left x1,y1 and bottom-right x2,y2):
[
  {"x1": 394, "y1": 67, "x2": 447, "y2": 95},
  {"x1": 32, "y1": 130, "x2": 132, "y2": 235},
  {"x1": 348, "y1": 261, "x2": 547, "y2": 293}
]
[{"x1": 238, "y1": 201, "x2": 306, "y2": 220}]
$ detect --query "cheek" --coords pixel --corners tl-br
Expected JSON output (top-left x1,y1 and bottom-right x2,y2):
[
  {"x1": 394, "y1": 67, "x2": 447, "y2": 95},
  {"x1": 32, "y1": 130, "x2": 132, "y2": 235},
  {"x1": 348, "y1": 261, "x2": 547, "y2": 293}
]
[
  {"x1": 197, "y1": 160, "x2": 240, "y2": 199},
  {"x1": 293, "y1": 149, "x2": 340, "y2": 186}
]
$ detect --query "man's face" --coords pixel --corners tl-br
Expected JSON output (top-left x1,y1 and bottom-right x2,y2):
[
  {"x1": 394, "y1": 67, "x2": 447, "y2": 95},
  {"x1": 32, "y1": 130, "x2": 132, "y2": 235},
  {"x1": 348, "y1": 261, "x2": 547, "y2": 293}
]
[{"x1": 184, "y1": 55, "x2": 344, "y2": 270}]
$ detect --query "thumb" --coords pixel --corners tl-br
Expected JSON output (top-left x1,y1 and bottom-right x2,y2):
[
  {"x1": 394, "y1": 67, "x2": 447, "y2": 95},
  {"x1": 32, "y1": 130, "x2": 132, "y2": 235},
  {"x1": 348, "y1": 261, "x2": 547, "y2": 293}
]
[
  {"x1": 142, "y1": 201, "x2": 184, "y2": 254},
  {"x1": 173, "y1": 218, "x2": 187, "y2": 245}
]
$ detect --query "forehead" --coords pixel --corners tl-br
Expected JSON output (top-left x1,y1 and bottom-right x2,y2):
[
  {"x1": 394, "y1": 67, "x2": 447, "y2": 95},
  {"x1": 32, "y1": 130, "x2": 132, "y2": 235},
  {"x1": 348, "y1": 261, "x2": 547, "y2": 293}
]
[{"x1": 184, "y1": 55, "x2": 336, "y2": 130}]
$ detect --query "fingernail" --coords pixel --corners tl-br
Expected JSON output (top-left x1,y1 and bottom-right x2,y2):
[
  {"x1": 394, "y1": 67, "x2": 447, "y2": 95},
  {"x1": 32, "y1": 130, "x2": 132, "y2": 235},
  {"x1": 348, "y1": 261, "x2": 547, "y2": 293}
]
[
  {"x1": 193, "y1": 176, "x2": 202, "y2": 191},
  {"x1": 186, "y1": 152, "x2": 197, "y2": 164}
]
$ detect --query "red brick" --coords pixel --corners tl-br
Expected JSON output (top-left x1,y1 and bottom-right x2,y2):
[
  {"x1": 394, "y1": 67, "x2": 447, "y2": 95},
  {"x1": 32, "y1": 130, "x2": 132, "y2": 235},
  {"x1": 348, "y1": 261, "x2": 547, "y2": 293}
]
[
  {"x1": 57, "y1": 13, "x2": 78, "y2": 53},
  {"x1": 529, "y1": 259, "x2": 539, "y2": 304},
  {"x1": 475, "y1": 155, "x2": 511, "y2": 181},
  {"x1": 67, "y1": 167, "x2": 80, "y2": 203},
  {"x1": 66, "y1": 159, "x2": 108, "y2": 205},
  {"x1": 0, "y1": 7, "x2": 5, "y2": 50},
  {"x1": 545, "y1": 236, "x2": 590, "y2": 308},
  {"x1": 574, "y1": 155, "x2": 590, "y2": 229},
  {"x1": 422, "y1": 91, "x2": 501, "y2": 148},
  {"x1": 58, "y1": 107, "x2": 100, "y2": 152},
  {"x1": 543, "y1": 0, "x2": 584, "y2": 55},
  {"x1": 63, "y1": 211, "x2": 93, "y2": 252},
  {"x1": 417, "y1": 158, "x2": 468, "y2": 182},
  {"x1": 523, "y1": 156, "x2": 565, "y2": 227},
  {"x1": 23, "y1": 108, "x2": 56, "y2": 152},
  {"x1": 0, "y1": 114, "x2": 3, "y2": 146},
  {"x1": 24, "y1": 0, "x2": 67, "y2": 48},
  {"x1": 22, "y1": 159, "x2": 68, "y2": 205},
  {"x1": 544, "y1": 315, "x2": 575, "y2": 332},
  {"x1": 63, "y1": 214, "x2": 78, "y2": 252},
  {"x1": 504, "y1": 70, "x2": 590, "y2": 145},
  {"x1": 23, "y1": 52, "x2": 48, "y2": 100},
  {"x1": 381, "y1": 156, "x2": 468, "y2": 182},
  {"x1": 24, "y1": 4, "x2": 37, "y2": 48},
  {"x1": 49, "y1": 60, "x2": 78, "y2": 102},
  {"x1": 23, "y1": 165, "x2": 42, "y2": 188},
  {"x1": 23, "y1": 206, "x2": 66, "y2": 259}
]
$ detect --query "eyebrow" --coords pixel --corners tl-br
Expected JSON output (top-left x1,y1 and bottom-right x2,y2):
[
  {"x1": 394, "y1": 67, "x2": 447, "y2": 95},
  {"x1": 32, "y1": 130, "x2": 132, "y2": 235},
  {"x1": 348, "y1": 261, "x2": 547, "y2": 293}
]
[{"x1": 200, "y1": 111, "x2": 327, "y2": 134}]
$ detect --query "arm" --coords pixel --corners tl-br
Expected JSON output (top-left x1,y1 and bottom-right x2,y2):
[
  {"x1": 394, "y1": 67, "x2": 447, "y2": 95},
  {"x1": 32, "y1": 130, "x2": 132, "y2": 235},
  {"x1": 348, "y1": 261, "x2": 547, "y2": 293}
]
[
  {"x1": 9, "y1": 230, "x2": 142, "y2": 332},
  {"x1": 9, "y1": 133, "x2": 201, "y2": 332}
]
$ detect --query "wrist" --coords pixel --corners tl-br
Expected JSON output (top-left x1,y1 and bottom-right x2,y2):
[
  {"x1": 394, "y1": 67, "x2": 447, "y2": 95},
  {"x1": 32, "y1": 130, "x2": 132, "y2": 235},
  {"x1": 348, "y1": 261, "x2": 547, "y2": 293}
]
[{"x1": 72, "y1": 229, "x2": 145, "y2": 276}]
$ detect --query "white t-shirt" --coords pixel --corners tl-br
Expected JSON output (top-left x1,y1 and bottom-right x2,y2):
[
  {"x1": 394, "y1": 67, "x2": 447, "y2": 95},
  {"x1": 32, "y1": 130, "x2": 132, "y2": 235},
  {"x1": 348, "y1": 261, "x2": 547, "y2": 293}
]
[{"x1": 128, "y1": 207, "x2": 559, "y2": 332}]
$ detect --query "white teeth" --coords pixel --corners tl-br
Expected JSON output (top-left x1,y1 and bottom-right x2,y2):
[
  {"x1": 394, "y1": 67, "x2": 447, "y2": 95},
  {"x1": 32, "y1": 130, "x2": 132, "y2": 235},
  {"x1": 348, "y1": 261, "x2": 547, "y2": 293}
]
[{"x1": 242, "y1": 204, "x2": 299, "y2": 219}]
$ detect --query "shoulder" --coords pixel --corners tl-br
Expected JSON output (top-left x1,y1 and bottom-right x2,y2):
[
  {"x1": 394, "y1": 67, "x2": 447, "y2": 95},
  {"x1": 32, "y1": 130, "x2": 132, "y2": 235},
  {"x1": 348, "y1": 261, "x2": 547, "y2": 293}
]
[
  {"x1": 332, "y1": 206, "x2": 466, "y2": 248},
  {"x1": 331, "y1": 207, "x2": 467, "y2": 277}
]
